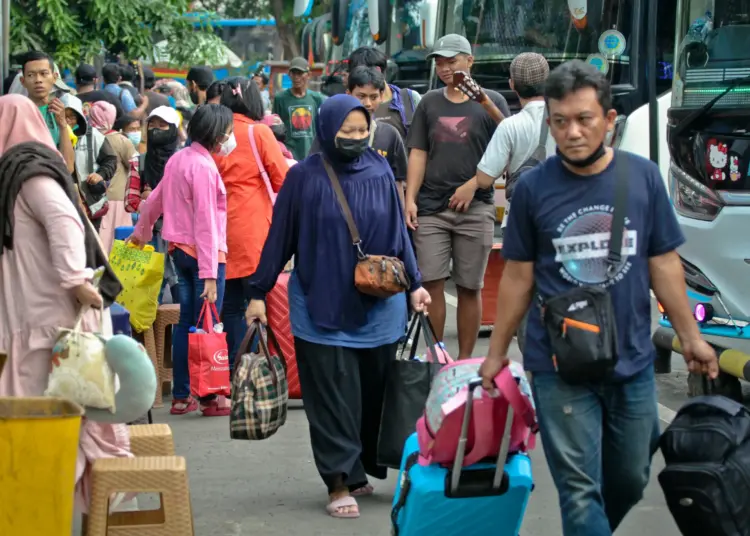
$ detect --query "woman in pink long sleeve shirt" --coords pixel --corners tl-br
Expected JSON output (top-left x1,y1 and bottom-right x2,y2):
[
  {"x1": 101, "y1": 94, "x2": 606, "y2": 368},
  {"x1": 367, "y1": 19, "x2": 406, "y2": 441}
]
[{"x1": 129, "y1": 104, "x2": 235, "y2": 416}]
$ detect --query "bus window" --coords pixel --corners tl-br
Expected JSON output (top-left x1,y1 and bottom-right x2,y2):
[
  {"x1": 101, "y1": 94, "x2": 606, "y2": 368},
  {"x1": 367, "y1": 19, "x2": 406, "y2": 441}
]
[{"x1": 442, "y1": 0, "x2": 635, "y2": 87}]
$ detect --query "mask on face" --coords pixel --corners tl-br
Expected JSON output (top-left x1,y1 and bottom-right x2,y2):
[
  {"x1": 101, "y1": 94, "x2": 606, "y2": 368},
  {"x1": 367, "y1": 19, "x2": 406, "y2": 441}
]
[
  {"x1": 126, "y1": 131, "x2": 142, "y2": 148},
  {"x1": 335, "y1": 136, "x2": 369, "y2": 161},
  {"x1": 148, "y1": 127, "x2": 174, "y2": 146},
  {"x1": 556, "y1": 143, "x2": 607, "y2": 168},
  {"x1": 189, "y1": 90, "x2": 200, "y2": 105},
  {"x1": 217, "y1": 132, "x2": 237, "y2": 156}
]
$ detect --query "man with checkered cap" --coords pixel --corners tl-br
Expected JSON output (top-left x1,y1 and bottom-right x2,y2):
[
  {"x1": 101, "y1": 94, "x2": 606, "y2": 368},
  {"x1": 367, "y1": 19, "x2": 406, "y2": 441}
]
[{"x1": 476, "y1": 52, "x2": 552, "y2": 229}]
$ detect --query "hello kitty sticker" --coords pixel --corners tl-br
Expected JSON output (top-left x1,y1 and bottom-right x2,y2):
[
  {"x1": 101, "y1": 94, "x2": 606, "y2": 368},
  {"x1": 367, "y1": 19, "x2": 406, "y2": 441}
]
[
  {"x1": 707, "y1": 139, "x2": 728, "y2": 181},
  {"x1": 730, "y1": 155, "x2": 741, "y2": 181}
]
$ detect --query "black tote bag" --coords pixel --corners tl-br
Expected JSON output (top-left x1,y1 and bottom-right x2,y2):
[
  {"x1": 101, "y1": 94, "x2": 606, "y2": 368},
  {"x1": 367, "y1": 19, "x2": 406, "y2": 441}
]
[{"x1": 377, "y1": 313, "x2": 451, "y2": 468}]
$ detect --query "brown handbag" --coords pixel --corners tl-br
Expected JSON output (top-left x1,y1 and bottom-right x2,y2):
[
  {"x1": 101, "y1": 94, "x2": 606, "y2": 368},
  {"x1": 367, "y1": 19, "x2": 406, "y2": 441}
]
[{"x1": 321, "y1": 158, "x2": 410, "y2": 299}]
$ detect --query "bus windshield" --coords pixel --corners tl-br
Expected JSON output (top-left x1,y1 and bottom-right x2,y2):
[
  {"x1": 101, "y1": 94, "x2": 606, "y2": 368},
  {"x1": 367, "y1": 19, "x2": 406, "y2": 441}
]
[
  {"x1": 674, "y1": 0, "x2": 750, "y2": 107},
  {"x1": 442, "y1": 0, "x2": 635, "y2": 86},
  {"x1": 338, "y1": 0, "x2": 430, "y2": 60}
]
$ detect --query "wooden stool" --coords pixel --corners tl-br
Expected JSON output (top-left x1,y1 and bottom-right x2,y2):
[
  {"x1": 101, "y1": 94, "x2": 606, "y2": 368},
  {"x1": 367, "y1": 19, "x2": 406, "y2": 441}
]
[
  {"x1": 154, "y1": 305, "x2": 180, "y2": 401},
  {"x1": 128, "y1": 424, "x2": 175, "y2": 457},
  {"x1": 86, "y1": 456, "x2": 194, "y2": 536},
  {"x1": 133, "y1": 328, "x2": 160, "y2": 407}
]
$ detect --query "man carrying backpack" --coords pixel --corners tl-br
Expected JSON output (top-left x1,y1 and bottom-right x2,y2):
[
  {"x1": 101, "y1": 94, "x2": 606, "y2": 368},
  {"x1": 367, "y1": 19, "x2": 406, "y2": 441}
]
[
  {"x1": 479, "y1": 60, "x2": 718, "y2": 536},
  {"x1": 476, "y1": 53, "x2": 553, "y2": 230},
  {"x1": 348, "y1": 47, "x2": 420, "y2": 140}
]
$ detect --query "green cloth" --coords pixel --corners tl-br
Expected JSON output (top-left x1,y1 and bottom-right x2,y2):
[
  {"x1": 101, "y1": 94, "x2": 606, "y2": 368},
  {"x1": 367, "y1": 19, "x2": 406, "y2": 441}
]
[
  {"x1": 272, "y1": 89, "x2": 326, "y2": 161},
  {"x1": 39, "y1": 105, "x2": 61, "y2": 147}
]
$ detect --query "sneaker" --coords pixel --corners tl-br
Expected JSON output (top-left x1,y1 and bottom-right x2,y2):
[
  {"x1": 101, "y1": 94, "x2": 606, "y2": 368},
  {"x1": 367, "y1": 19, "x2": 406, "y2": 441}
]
[
  {"x1": 201, "y1": 395, "x2": 231, "y2": 417},
  {"x1": 170, "y1": 397, "x2": 198, "y2": 415}
]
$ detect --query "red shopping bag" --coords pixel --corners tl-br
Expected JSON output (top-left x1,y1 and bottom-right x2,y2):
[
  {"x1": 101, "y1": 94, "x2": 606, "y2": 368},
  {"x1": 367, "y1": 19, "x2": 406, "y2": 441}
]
[{"x1": 188, "y1": 301, "x2": 230, "y2": 398}]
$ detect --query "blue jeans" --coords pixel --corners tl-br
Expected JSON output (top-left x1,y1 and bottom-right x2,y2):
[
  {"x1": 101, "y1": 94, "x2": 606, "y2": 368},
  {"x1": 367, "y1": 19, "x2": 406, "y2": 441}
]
[
  {"x1": 531, "y1": 366, "x2": 660, "y2": 536},
  {"x1": 171, "y1": 248, "x2": 226, "y2": 400},
  {"x1": 152, "y1": 231, "x2": 180, "y2": 305},
  {"x1": 222, "y1": 278, "x2": 248, "y2": 372}
]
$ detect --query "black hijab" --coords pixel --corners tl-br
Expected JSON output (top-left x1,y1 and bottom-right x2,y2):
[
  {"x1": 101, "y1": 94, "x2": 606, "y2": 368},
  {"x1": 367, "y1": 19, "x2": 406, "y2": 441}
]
[
  {"x1": 0, "y1": 142, "x2": 122, "y2": 306},
  {"x1": 143, "y1": 124, "x2": 179, "y2": 190}
]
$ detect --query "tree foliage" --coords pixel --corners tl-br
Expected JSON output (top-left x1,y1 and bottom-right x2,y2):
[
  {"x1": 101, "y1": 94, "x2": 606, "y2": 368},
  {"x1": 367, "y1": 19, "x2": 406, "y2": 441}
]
[{"x1": 10, "y1": 0, "x2": 226, "y2": 68}]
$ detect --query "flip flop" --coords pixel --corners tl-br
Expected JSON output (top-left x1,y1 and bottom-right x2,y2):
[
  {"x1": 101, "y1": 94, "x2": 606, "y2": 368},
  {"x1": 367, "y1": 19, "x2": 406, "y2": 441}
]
[
  {"x1": 351, "y1": 483, "x2": 374, "y2": 497},
  {"x1": 326, "y1": 496, "x2": 360, "y2": 519}
]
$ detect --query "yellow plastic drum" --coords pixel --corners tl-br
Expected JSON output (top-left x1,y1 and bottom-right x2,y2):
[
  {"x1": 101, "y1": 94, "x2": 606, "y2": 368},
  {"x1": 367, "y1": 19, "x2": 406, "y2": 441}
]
[{"x1": 0, "y1": 397, "x2": 84, "y2": 536}]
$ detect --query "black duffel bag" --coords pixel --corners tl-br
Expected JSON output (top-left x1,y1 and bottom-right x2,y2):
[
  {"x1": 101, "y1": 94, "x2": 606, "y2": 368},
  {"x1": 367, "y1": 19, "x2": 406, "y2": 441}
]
[{"x1": 659, "y1": 380, "x2": 750, "y2": 536}]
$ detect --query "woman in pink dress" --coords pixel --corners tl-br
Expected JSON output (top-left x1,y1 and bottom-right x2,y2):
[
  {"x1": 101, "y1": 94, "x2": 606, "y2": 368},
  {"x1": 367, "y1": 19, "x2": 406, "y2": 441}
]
[
  {"x1": 88, "y1": 100, "x2": 139, "y2": 254},
  {"x1": 0, "y1": 94, "x2": 132, "y2": 511}
]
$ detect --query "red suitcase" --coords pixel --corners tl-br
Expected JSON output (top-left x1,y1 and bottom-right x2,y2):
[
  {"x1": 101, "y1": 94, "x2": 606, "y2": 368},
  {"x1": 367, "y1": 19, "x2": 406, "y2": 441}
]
[{"x1": 265, "y1": 272, "x2": 302, "y2": 399}]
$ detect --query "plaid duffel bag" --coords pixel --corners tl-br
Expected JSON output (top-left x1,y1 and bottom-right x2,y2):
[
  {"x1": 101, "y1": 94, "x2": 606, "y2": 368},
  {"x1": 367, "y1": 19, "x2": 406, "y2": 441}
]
[{"x1": 230, "y1": 321, "x2": 288, "y2": 440}]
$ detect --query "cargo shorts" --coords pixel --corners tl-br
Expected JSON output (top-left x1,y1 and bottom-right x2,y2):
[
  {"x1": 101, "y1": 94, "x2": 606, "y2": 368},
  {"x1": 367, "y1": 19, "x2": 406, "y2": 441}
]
[{"x1": 412, "y1": 202, "x2": 496, "y2": 290}]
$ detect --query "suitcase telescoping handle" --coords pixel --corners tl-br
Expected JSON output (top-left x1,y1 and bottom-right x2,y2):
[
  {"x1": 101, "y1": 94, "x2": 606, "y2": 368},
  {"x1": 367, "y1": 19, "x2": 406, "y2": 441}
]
[{"x1": 450, "y1": 377, "x2": 514, "y2": 494}]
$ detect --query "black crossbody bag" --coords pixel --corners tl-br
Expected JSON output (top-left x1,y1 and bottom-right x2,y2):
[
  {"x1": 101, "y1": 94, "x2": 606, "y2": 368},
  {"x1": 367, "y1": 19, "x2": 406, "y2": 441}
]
[{"x1": 538, "y1": 153, "x2": 629, "y2": 384}]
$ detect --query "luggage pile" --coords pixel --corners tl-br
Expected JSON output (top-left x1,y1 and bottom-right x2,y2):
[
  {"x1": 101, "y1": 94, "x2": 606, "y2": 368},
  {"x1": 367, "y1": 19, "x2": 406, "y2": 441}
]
[{"x1": 386, "y1": 333, "x2": 539, "y2": 535}]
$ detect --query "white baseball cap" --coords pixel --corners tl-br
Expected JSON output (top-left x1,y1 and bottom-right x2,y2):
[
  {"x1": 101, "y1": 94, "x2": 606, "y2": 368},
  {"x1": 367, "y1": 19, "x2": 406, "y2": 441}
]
[{"x1": 147, "y1": 106, "x2": 181, "y2": 127}]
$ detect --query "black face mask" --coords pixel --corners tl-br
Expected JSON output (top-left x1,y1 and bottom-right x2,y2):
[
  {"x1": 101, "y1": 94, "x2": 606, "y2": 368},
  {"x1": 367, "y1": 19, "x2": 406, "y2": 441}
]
[
  {"x1": 335, "y1": 136, "x2": 369, "y2": 161},
  {"x1": 556, "y1": 143, "x2": 607, "y2": 168},
  {"x1": 148, "y1": 127, "x2": 175, "y2": 147},
  {"x1": 189, "y1": 90, "x2": 200, "y2": 105}
]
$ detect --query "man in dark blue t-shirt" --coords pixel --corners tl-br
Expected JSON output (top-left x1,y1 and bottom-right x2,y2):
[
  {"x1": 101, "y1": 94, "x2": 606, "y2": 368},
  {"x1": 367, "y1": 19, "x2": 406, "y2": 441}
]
[{"x1": 479, "y1": 61, "x2": 718, "y2": 536}]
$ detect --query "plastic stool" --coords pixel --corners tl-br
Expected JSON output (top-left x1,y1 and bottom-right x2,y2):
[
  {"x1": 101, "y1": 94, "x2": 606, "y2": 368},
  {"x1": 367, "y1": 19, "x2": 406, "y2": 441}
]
[
  {"x1": 86, "y1": 456, "x2": 194, "y2": 536},
  {"x1": 154, "y1": 305, "x2": 180, "y2": 400},
  {"x1": 128, "y1": 424, "x2": 175, "y2": 457}
]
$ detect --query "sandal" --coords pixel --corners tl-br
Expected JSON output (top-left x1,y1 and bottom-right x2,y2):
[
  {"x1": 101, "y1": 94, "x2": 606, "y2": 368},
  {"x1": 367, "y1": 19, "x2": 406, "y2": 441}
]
[
  {"x1": 351, "y1": 483, "x2": 374, "y2": 497},
  {"x1": 201, "y1": 395, "x2": 231, "y2": 417},
  {"x1": 170, "y1": 397, "x2": 198, "y2": 415},
  {"x1": 326, "y1": 495, "x2": 360, "y2": 519}
]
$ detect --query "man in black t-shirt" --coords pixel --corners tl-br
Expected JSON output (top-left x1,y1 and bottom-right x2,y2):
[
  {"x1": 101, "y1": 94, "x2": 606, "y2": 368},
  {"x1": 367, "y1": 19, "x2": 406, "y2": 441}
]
[
  {"x1": 405, "y1": 34, "x2": 511, "y2": 358},
  {"x1": 309, "y1": 66, "x2": 408, "y2": 206},
  {"x1": 75, "y1": 64, "x2": 125, "y2": 119}
]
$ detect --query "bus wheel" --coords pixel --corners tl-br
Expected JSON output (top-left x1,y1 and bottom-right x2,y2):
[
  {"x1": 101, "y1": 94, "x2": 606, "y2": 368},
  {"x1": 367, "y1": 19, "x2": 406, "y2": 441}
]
[{"x1": 687, "y1": 370, "x2": 742, "y2": 401}]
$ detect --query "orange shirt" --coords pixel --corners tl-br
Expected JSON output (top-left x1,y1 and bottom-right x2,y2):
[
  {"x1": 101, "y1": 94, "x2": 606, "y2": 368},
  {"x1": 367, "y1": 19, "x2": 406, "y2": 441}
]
[{"x1": 213, "y1": 114, "x2": 289, "y2": 280}]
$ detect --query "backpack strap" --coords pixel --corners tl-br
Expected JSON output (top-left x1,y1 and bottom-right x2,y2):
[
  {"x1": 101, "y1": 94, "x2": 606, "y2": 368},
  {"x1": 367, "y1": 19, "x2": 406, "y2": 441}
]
[
  {"x1": 400, "y1": 87, "x2": 415, "y2": 128},
  {"x1": 606, "y1": 151, "x2": 630, "y2": 278},
  {"x1": 86, "y1": 127, "x2": 95, "y2": 175},
  {"x1": 537, "y1": 109, "x2": 549, "y2": 151},
  {"x1": 248, "y1": 124, "x2": 277, "y2": 204},
  {"x1": 368, "y1": 120, "x2": 378, "y2": 147}
]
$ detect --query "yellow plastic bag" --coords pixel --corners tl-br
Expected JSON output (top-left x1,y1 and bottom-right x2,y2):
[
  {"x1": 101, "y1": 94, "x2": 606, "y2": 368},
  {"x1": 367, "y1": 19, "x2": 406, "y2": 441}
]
[{"x1": 108, "y1": 240, "x2": 165, "y2": 332}]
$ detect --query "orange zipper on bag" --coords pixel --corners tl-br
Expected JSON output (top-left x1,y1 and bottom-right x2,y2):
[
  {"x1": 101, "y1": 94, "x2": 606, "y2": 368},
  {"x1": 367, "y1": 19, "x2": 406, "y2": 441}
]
[{"x1": 562, "y1": 317, "x2": 601, "y2": 336}]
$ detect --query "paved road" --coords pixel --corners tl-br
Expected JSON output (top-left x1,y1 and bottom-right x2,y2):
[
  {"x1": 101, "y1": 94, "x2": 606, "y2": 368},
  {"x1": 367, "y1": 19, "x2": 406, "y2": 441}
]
[{"x1": 74, "y1": 288, "x2": 698, "y2": 535}]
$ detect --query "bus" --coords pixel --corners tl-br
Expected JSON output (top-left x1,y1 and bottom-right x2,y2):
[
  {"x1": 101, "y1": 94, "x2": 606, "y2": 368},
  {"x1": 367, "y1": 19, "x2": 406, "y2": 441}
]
[
  {"x1": 150, "y1": 16, "x2": 281, "y2": 83},
  {"x1": 651, "y1": 0, "x2": 750, "y2": 398},
  {"x1": 331, "y1": 0, "x2": 677, "y2": 115}
]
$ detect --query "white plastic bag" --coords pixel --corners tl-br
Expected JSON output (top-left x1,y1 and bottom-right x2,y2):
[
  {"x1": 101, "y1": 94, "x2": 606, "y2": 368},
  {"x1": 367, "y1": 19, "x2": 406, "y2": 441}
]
[{"x1": 45, "y1": 307, "x2": 116, "y2": 411}]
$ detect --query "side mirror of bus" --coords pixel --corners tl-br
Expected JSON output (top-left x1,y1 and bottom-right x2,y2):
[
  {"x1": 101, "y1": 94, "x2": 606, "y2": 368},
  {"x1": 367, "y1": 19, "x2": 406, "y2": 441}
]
[
  {"x1": 606, "y1": 115, "x2": 627, "y2": 147},
  {"x1": 683, "y1": 41, "x2": 709, "y2": 69},
  {"x1": 420, "y1": 0, "x2": 439, "y2": 47}
]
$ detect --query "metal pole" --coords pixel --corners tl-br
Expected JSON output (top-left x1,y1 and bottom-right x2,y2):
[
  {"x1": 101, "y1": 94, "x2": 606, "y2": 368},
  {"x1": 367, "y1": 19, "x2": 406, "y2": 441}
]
[
  {"x1": 1, "y1": 0, "x2": 9, "y2": 92},
  {"x1": 647, "y1": 0, "x2": 659, "y2": 164}
]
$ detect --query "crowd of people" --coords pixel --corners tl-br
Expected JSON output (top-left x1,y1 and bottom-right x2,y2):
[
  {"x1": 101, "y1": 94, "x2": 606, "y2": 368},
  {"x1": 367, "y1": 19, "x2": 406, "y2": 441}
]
[{"x1": 0, "y1": 31, "x2": 720, "y2": 532}]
